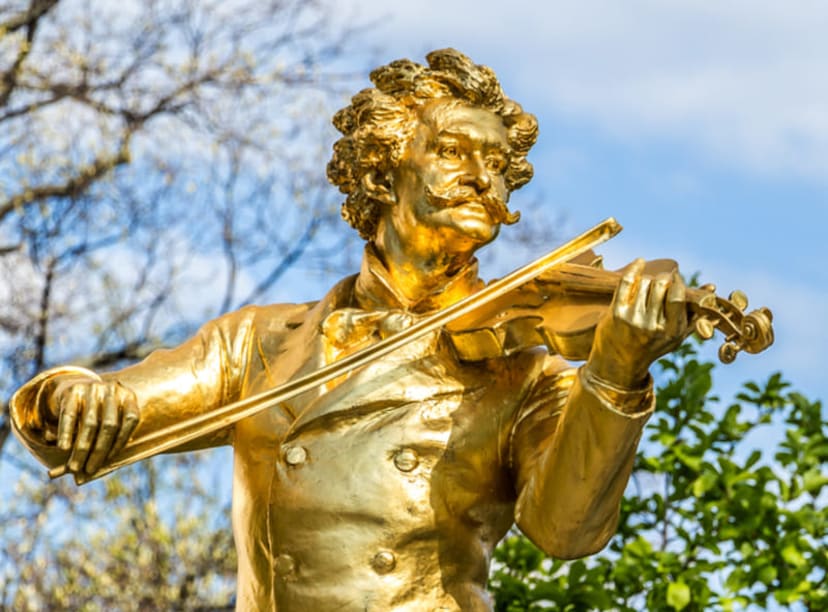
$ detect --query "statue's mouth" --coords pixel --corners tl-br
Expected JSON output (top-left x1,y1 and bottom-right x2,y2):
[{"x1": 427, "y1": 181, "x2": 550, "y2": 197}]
[{"x1": 425, "y1": 186, "x2": 520, "y2": 225}]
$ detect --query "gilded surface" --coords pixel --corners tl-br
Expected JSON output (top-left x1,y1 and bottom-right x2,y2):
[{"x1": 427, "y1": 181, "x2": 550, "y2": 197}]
[{"x1": 11, "y1": 50, "x2": 708, "y2": 610}]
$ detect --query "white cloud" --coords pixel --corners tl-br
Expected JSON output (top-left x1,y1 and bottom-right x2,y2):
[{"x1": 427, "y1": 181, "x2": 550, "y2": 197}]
[{"x1": 341, "y1": 0, "x2": 828, "y2": 180}]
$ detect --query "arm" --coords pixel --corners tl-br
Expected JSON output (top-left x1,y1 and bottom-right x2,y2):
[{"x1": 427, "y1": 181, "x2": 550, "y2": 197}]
[
  {"x1": 10, "y1": 307, "x2": 259, "y2": 476},
  {"x1": 510, "y1": 259, "x2": 687, "y2": 558},
  {"x1": 510, "y1": 359, "x2": 653, "y2": 558}
]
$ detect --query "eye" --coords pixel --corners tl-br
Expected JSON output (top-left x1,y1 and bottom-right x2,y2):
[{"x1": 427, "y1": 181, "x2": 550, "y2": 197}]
[
  {"x1": 485, "y1": 154, "x2": 507, "y2": 173},
  {"x1": 439, "y1": 144, "x2": 460, "y2": 160}
]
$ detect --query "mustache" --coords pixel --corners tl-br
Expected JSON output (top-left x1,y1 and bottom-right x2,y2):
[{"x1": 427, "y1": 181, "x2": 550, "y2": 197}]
[{"x1": 425, "y1": 186, "x2": 521, "y2": 225}]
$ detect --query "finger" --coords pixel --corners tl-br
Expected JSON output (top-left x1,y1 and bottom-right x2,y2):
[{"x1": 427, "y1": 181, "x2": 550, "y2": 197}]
[
  {"x1": 646, "y1": 273, "x2": 671, "y2": 330},
  {"x1": 614, "y1": 258, "x2": 645, "y2": 318},
  {"x1": 42, "y1": 378, "x2": 64, "y2": 425},
  {"x1": 630, "y1": 276, "x2": 652, "y2": 328},
  {"x1": 110, "y1": 386, "x2": 139, "y2": 457},
  {"x1": 57, "y1": 386, "x2": 83, "y2": 451},
  {"x1": 665, "y1": 270, "x2": 688, "y2": 337},
  {"x1": 68, "y1": 385, "x2": 100, "y2": 473},
  {"x1": 85, "y1": 389, "x2": 119, "y2": 474}
]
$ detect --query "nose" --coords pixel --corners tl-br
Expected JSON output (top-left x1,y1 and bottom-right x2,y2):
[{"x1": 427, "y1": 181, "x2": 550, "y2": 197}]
[{"x1": 459, "y1": 154, "x2": 491, "y2": 193}]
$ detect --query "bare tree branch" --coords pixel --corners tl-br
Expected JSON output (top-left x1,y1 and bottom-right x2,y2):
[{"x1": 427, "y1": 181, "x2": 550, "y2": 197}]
[
  {"x1": 0, "y1": 407, "x2": 10, "y2": 458},
  {"x1": 0, "y1": 0, "x2": 60, "y2": 112},
  {"x1": 0, "y1": 138, "x2": 132, "y2": 223},
  {"x1": 0, "y1": 1, "x2": 369, "y2": 606},
  {"x1": 0, "y1": 0, "x2": 59, "y2": 36},
  {"x1": 240, "y1": 214, "x2": 322, "y2": 307}
]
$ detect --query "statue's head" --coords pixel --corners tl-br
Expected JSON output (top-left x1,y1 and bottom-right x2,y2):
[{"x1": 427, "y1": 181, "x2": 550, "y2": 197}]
[{"x1": 327, "y1": 49, "x2": 538, "y2": 242}]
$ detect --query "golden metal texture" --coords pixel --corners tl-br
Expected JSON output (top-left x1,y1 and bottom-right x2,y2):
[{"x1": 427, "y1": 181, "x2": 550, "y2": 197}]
[
  {"x1": 9, "y1": 49, "x2": 773, "y2": 611},
  {"x1": 47, "y1": 217, "x2": 623, "y2": 484}
]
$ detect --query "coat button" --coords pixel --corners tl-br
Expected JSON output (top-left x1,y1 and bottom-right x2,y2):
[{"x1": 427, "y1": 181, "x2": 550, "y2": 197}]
[
  {"x1": 371, "y1": 550, "x2": 396, "y2": 574},
  {"x1": 393, "y1": 448, "x2": 418, "y2": 472},
  {"x1": 275, "y1": 553, "x2": 296, "y2": 577},
  {"x1": 284, "y1": 445, "x2": 307, "y2": 466}
]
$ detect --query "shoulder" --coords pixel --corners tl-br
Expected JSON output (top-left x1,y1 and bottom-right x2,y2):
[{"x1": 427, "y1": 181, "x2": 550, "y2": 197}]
[
  {"x1": 209, "y1": 273, "x2": 357, "y2": 344},
  {"x1": 527, "y1": 352, "x2": 578, "y2": 402},
  {"x1": 502, "y1": 350, "x2": 578, "y2": 431},
  {"x1": 492, "y1": 348, "x2": 574, "y2": 391},
  {"x1": 199, "y1": 301, "x2": 312, "y2": 332},
  {"x1": 234, "y1": 302, "x2": 317, "y2": 333}
]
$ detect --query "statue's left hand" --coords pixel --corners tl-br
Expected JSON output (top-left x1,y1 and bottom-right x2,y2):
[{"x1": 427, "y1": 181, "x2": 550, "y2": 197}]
[{"x1": 585, "y1": 258, "x2": 688, "y2": 389}]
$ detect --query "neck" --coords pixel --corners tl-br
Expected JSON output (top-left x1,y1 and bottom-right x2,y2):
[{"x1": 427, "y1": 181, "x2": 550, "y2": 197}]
[{"x1": 372, "y1": 227, "x2": 477, "y2": 307}]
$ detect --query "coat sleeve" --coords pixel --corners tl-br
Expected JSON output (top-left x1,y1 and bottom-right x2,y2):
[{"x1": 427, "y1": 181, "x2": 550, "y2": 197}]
[
  {"x1": 509, "y1": 354, "x2": 654, "y2": 559},
  {"x1": 10, "y1": 306, "x2": 262, "y2": 472}
]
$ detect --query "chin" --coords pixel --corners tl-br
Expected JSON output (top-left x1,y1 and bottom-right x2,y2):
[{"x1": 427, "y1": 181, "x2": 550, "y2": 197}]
[
  {"x1": 426, "y1": 208, "x2": 501, "y2": 251},
  {"x1": 453, "y1": 221, "x2": 500, "y2": 248}
]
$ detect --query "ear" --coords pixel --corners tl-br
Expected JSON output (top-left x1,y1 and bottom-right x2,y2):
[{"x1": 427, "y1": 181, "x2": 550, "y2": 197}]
[{"x1": 361, "y1": 170, "x2": 396, "y2": 206}]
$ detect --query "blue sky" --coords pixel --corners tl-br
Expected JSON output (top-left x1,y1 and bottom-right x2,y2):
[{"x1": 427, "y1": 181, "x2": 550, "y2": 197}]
[
  {"x1": 325, "y1": 0, "x2": 828, "y2": 404},
  {"x1": 2, "y1": 6, "x2": 821, "y2": 604}
]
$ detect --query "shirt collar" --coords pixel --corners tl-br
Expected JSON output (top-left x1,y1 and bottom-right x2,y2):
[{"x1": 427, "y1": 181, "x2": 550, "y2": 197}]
[{"x1": 353, "y1": 244, "x2": 484, "y2": 314}]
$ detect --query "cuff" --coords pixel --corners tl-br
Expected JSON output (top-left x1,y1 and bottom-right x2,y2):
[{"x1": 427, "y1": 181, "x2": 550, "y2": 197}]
[
  {"x1": 11, "y1": 366, "x2": 102, "y2": 438},
  {"x1": 579, "y1": 365, "x2": 655, "y2": 418}
]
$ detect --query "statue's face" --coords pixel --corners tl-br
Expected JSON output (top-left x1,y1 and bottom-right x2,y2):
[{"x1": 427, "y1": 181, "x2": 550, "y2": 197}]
[{"x1": 383, "y1": 99, "x2": 511, "y2": 258}]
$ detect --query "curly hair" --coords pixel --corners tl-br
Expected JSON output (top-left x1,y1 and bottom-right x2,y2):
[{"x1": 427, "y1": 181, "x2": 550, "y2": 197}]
[{"x1": 326, "y1": 49, "x2": 539, "y2": 240}]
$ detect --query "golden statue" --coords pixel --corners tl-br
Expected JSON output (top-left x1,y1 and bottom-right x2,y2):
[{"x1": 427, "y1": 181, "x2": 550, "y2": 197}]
[{"x1": 10, "y1": 50, "x2": 773, "y2": 611}]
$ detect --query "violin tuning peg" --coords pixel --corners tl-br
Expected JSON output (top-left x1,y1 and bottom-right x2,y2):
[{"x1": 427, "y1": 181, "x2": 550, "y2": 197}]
[
  {"x1": 729, "y1": 290, "x2": 748, "y2": 311},
  {"x1": 718, "y1": 341, "x2": 739, "y2": 364},
  {"x1": 698, "y1": 293, "x2": 717, "y2": 309},
  {"x1": 695, "y1": 318, "x2": 715, "y2": 340}
]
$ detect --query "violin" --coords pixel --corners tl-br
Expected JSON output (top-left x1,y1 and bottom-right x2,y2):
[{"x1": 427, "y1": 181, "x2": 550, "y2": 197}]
[
  {"x1": 445, "y1": 251, "x2": 774, "y2": 365},
  {"x1": 52, "y1": 217, "x2": 773, "y2": 484}
]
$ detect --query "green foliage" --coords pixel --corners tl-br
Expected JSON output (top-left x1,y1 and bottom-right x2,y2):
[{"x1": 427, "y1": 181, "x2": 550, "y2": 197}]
[{"x1": 489, "y1": 343, "x2": 827, "y2": 610}]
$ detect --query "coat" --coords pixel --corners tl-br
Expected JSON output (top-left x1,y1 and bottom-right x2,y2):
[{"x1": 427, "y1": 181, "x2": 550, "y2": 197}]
[{"x1": 11, "y1": 252, "x2": 654, "y2": 610}]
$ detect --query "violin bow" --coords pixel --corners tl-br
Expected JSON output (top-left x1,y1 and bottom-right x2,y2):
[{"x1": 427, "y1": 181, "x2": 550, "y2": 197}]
[{"x1": 51, "y1": 218, "x2": 623, "y2": 484}]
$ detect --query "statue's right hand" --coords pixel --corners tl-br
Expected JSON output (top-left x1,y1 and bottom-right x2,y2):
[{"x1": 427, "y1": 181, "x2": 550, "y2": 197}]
[{"x1": 42, "y1": 376, "x2": 140, "y2": 475}]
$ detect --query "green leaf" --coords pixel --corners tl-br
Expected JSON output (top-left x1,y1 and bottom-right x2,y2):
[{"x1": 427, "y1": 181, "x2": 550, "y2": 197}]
[
  {"x1": 626, "y1": 536, "x2": 653, "y2": 559},
  {"x1": 692, "y1": 469, "x2": 718, "y2": 498},
  {"x1": 803, "y1": 467, "x2": 828, "y2": 494},
  {"x1": 675, "y1": 446, "x2": 702, "y2": 471},
  {"x1": 744, "y1": 449, "x2": 762, "y2": 469},
  {"x1": 667, "y1": 581, "x2": 691, "y2": 610},
  {"x1": 781, "y1": 544, "x2": 806, "y2": 568},
  {"x1": 757, "y1": 564, "x2": 778, "y2": 585}
]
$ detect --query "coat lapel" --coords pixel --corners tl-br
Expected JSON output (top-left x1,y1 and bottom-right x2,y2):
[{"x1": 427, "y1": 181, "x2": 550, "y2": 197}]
[{"x1": 254, "y1": 275, "x2": 356, "y2": 421}]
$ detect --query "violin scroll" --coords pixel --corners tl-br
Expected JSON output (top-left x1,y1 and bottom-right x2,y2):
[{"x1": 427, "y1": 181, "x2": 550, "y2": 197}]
[{"x1": 692, "y1": 289, "x2": 774, "y2": 364}]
